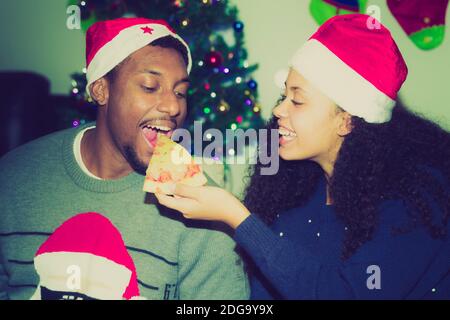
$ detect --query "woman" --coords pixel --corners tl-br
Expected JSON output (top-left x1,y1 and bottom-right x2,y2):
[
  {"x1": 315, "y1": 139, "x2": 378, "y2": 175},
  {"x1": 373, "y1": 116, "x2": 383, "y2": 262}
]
[{"x1": 155, "y1": 14, "x2": 450, "y2": 299}]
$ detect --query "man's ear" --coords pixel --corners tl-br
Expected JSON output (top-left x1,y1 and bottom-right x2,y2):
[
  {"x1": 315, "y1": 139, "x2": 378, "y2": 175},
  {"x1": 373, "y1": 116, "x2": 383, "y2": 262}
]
[
  {"x1": 337, "y1": 111, "x2": 353, "y2": 137},
  {"x1": 89, "y1": 78, "x2": 110, "y2": 106}
]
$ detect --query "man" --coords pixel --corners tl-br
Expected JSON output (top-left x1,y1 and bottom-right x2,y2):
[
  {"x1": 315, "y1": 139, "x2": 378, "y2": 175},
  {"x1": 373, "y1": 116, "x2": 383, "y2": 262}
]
[{"x1": 0, "y1": 18, "x2": 249, "y2": 300}]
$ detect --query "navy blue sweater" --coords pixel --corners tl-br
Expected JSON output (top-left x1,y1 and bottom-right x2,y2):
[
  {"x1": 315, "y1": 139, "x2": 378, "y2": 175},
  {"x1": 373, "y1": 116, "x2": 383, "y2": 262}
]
[{"x1": 234, "y1": 175, "x2": 450, "y2": 299}]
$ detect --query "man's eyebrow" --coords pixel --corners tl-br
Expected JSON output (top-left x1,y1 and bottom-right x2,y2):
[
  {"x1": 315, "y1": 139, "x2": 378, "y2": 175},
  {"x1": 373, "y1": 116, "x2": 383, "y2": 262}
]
[
  {"x1": 141, "y1": 69, "x2": 162, "y2": 76},
  {"x1": 140, "y1": 69, "x2": 190, "y2": 86}
]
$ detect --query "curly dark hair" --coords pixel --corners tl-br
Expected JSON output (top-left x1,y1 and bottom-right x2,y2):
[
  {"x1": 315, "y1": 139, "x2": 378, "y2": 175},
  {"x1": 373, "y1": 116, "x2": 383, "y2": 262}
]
[{"x1": 243, "y1": 101, "x2": 450, "y2": 259}]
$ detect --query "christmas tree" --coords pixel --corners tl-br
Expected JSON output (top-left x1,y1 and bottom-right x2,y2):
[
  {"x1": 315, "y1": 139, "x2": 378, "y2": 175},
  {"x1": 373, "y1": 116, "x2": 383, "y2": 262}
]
[{"x1": 69, "y1": 0, "x2": 265, "y2": 157}]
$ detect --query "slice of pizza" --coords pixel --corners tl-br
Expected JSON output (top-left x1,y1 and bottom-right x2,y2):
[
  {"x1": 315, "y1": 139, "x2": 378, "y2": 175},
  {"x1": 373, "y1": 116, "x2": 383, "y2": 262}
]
[{"x1": 143, "y1": 134, "x2": 207, "y2": 194}]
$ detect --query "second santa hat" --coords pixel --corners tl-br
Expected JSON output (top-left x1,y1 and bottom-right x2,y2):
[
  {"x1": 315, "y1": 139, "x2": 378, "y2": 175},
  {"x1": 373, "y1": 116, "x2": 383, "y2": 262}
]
[
  {"x1": 32, "y1": 212, "x2": 140, "y2": 300},
  {"x1": 288, "y1": 14, "x2": 408, "y2": 124}
]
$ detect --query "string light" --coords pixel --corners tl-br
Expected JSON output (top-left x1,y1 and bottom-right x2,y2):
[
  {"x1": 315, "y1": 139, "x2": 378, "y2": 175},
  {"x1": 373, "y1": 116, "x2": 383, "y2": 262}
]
[
  {"x1": 203, "y1": 107, "x2": 211, "y2": 114},
  {"x1": 210, "y1": 92, "x2": 217, "y2": 98},
  {"x1": 174, "y1": 0, "x2": 185, "y2": 8},
  {"x1": 235, "y1": 77, "x2": 242, "y2": 84}
]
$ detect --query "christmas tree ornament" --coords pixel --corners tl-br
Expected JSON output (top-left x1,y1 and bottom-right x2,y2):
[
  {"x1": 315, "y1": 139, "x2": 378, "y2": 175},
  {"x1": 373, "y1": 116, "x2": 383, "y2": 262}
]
[
  {"x1": 387, "y1": 0, "x2": 449, "y2": 50},
  {"x1": 233, "y1": 21, "x2": 244, "y2": 32},
  {"x1": 247, "y1": 79, "x2": 257, "y2": 90},
  {"x1": 205, "y1": 51, "x2": 223, "y2": 67}
]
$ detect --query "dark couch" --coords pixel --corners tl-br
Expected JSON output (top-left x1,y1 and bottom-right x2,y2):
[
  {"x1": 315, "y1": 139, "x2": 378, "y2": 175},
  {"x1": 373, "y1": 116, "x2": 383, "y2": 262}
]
[{"x1": 0, "y1": 72, "x2": 95, "y2": 157}]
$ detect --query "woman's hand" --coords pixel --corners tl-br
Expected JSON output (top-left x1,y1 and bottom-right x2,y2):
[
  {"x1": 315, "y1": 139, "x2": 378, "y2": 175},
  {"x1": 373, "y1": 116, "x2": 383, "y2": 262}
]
[{"x1": 155, "y1": 184, "x2": 251, "y2": 229}]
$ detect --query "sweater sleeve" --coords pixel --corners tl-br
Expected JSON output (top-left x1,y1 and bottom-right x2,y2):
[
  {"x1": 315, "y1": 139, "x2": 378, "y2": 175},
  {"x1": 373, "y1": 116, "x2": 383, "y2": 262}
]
[{"x1": 234, "y1": 201, "x2": 449, "y2": 299}]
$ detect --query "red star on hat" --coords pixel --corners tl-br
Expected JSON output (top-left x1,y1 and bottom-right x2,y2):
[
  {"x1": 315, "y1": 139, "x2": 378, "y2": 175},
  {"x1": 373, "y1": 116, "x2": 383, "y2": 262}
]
[{"x1": 141, "y1": 26, "x2": 154, "y2": 34}]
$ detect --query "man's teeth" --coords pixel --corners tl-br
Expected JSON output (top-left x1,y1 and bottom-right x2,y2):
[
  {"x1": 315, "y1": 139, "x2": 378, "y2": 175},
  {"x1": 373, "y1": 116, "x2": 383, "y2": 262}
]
[
  {"x1": 144, "y1": 125, "x2": 172, "y2": 132},
  {"x1": 279, "y1": 128, "x2": 297, "y2": 137}
]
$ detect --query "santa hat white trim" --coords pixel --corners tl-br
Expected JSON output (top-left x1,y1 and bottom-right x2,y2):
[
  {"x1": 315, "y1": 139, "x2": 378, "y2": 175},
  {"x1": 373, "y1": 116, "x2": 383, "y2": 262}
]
[
  {"x1": 86, "y1": 23, "x2": 192, "y2": 97},
  {"x1": 33, "y1": 252, "x2": 133, "y2": 300},
  {"x1": 289, "y1": 39, "x2": 395, "y2": 124}
]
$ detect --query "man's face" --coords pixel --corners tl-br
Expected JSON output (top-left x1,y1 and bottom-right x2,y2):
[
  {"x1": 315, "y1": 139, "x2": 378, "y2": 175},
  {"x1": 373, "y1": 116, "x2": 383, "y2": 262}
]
[{"x1": 102, "y1": 45, "x2": 189, "y2": 175}]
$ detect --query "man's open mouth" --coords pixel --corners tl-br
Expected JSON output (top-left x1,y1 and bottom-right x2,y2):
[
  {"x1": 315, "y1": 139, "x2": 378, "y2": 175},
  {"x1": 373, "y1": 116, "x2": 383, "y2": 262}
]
[{"x1": 141, "y1": 123, "x2": 174, "y2": 148}]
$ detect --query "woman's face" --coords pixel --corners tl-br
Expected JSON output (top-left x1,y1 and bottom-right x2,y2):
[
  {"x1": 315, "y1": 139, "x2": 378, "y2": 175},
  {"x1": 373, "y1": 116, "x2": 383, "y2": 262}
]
[{"x1": 273, "y1": 69, "x2": 350, "y2": 166}]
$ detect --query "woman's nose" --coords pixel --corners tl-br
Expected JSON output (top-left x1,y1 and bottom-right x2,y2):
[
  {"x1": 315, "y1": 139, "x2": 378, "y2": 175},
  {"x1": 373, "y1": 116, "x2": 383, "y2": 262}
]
[{"x1": 273, "y1": 100, "x2": 288, "y2": 119}]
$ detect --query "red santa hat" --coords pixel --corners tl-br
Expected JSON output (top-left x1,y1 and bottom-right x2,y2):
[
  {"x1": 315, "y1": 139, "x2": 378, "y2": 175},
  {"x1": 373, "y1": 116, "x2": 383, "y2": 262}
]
[
  {"x1": 283, "y1": 14, "x2": 408, "y2": 124},
  {"x1": 85, "y1": 17, "x2": 192, "y2": 96},
  {"x1": 32, "y1": 212, "x2": 140, "y2": 300}
]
